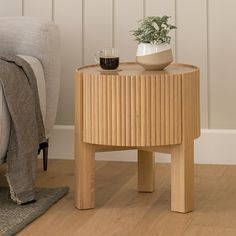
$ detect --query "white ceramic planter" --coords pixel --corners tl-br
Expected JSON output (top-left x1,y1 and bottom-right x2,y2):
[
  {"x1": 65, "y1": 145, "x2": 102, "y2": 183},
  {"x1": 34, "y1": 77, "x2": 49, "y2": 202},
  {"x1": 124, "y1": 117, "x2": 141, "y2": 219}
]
[{"x1": 136, "y1": 43, "x2": 173, "y2": 70}]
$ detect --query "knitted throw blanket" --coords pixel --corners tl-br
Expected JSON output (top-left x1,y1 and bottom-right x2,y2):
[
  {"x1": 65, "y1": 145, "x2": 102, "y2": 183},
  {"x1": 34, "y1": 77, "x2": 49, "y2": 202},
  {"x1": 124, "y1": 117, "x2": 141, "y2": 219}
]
[{"x1": 0, "y1": 54, "x2": 46, "y2": 204}]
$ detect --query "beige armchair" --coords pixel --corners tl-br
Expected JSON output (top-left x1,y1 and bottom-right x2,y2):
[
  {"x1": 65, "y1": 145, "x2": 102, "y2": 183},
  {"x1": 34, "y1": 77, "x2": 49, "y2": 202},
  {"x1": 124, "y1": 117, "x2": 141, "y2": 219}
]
[{"x1": 0, "y1": 16, "x2": 61, "y2": 170}]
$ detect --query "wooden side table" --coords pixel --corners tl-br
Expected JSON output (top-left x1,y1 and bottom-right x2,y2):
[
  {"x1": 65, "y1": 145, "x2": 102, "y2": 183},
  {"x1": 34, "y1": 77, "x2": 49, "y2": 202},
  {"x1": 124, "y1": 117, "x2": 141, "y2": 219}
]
[{"x1": 75, "y1": 62, "x2": 200, "y2": 213}]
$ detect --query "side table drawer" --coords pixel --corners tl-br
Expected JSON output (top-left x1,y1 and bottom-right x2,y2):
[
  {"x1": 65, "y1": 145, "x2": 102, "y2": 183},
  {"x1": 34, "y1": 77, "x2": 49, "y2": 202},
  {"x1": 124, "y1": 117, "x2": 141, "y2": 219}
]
[{"x1": 82, "y1": 73, "x2": 183, "y2": 146}]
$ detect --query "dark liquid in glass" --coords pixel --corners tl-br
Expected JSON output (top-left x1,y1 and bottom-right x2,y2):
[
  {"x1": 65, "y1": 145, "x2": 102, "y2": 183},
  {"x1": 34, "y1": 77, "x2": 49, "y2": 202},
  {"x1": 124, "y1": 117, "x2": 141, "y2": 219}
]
[{"x1": 100, "y1": 57, "x2": 119, "y2": 70}]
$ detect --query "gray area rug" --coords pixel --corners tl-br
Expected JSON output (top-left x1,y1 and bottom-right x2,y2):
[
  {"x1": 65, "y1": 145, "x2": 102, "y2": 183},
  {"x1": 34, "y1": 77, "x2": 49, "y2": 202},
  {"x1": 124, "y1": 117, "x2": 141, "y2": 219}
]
[{"x1": 0, "y1": 186, "x2": 69, "y2": 236}]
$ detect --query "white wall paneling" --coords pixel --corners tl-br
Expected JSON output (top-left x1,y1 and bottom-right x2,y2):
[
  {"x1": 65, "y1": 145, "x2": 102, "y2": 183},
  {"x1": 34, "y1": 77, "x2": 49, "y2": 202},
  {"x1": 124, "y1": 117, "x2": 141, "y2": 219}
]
[
  {"x1": 1, "y1": 0, "x2": 236, "y2": 130},
  {"x1": 24, "y1": 0, "x2": 52, "y2": 20},
  {"x1": 0, "y1": 0, "x2": 22, "y2": 16},
  {"x1": 145, "y1": 0, "x2": 176, "y2": 59},
  {"x1": 145, "y1": 0, "x2": 175, "y2": 18},
  {"x1": 176, "y1": 0, "x2": 208, "y2": 128},
  {"x1": 208, "y1": 0, "x2": 236, "y2": 129},
  {"x1": 54, "y1": 0, "x2": 83, "y2": 125},
  {"x1": 83, "y1": 0, "x2": 113, "y2": 64},
  {"x1": 114, "y1": 0, "x2": 143, "y2": 61}
]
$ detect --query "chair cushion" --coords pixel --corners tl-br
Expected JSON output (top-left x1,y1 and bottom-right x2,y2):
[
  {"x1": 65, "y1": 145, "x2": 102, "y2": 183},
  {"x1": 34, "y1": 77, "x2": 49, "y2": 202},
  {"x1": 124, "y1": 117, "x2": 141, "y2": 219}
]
[{"x1": 0, "y1": 55, "x2": 46, "y2": 163}]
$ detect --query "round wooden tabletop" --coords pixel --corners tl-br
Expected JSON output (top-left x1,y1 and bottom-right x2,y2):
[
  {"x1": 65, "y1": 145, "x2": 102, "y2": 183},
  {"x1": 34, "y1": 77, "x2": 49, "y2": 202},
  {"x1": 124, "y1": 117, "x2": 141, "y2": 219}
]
[{"x1": 77, "y1": 62, "x2": 199, "y2": 76}]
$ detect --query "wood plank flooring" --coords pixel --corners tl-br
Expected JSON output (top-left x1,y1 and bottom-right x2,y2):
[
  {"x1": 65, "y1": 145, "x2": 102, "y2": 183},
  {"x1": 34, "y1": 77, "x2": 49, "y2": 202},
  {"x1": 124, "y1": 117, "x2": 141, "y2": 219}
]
[{"x1": 1, "y1": 160, "x2": 236, "y2": 236}]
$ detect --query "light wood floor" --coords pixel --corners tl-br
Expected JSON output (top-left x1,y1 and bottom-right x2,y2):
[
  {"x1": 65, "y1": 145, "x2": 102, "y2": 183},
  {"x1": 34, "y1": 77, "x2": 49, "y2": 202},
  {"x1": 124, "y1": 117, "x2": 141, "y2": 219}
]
[{"x1": 1, "y1": 160, "x2": 236, "y2": 236}]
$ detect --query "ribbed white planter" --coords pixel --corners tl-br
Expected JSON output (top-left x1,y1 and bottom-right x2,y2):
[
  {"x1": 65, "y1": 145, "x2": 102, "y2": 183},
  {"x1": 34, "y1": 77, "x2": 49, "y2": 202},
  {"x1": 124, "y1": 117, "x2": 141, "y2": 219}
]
[{"x1": 136, "y1": 43, "x2": 173, "y2": 70}]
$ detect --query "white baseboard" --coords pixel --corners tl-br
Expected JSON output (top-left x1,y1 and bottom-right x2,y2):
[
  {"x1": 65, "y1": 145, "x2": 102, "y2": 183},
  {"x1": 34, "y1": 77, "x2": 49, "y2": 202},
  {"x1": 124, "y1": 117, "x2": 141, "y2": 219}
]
[{"x1": 48, "y1": 125, "x2": 236, "y2": 165}]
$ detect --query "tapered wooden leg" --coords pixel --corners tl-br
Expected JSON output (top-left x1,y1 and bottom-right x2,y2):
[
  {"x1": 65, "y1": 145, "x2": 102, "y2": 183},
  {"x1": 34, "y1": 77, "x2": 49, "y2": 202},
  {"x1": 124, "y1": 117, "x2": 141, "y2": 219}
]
[
  {"x1": 171, "y1": 140, "x2": 194, "y2": 213},
  {"x1": 138, "y1": 150, "x2": 155, "y2": 192},
  {"x1": 75, "y1": 143, "x2": 95, "y2": 209}
]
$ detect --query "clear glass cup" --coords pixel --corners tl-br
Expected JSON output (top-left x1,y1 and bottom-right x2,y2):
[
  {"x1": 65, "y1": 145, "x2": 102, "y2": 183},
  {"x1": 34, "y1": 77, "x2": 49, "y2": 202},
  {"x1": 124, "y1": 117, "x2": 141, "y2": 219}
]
[{"x1": 94, "y1": 48, "x2": 119, "y2": 70}]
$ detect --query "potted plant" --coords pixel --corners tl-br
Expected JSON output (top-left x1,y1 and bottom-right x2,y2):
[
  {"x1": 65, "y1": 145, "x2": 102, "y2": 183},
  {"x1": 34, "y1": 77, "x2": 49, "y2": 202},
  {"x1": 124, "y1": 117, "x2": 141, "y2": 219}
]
[{"x1": 131, "y1": 16, "x2": 177, "y2": 70}]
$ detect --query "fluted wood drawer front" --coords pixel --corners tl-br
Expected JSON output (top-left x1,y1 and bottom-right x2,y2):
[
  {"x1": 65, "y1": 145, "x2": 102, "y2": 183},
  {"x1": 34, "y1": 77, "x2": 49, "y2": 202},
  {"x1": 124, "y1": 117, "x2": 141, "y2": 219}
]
[{"x1": 82, "y1": 73, "x2": 183, "y2": 146}]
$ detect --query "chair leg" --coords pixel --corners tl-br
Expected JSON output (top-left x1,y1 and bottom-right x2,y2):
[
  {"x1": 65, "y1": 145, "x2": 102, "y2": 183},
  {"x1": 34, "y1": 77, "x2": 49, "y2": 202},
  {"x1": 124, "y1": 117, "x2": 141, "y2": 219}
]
[{"x1": 43, "y1": 139, "x2": 49, "y2": 171}]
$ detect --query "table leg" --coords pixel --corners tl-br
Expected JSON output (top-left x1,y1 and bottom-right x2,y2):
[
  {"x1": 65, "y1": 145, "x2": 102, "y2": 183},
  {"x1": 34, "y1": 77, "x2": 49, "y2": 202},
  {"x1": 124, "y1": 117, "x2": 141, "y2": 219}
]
[
  {"x1": 75, "y1": 142, "x2": 95, "y2": 209},
  {"x1": 171, "y1": 140, "x2": 194, "y2": 213},
  {"x1": 137, "y1": 150, "x2": 155, "y2": 192}
]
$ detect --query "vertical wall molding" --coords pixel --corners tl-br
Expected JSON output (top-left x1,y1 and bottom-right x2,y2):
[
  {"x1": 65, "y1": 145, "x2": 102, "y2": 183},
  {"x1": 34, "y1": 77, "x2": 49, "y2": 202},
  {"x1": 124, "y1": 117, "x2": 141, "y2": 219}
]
[
  {"x1": 174, "y1": 0, "x2": 178, "y2": 61},
  {"x1": 206, "y1": 0, "x2": 210, "y2": 128},
  {"x1": 51, "y1": 0, "x2": 54, "y2": 21},
  {"x1": 22, "y1": 0, "x2": 24, "y2": 16},
  {"x1": 112, "y1": 0, "x2": 115, "y2": 48},
  {"x1": 143, "y1": 0, "x2": 146, "y2": 18},
  {"x1": 81, "y1": 0, "x2": 85, "y2": 65}
]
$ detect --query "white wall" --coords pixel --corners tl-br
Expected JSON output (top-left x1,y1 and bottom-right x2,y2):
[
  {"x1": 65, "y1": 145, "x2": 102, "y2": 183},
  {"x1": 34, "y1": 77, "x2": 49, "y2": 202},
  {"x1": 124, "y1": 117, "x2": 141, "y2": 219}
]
[{"x1": 1, "y1": 0, "x2": 236, "y2": 129}]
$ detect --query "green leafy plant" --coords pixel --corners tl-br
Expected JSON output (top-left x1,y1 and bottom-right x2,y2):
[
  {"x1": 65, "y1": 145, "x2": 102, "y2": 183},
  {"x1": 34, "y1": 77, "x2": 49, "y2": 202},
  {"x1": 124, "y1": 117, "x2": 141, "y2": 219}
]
[{"x1": 131, "y1": 16, "x2": 177, "y2": 45}]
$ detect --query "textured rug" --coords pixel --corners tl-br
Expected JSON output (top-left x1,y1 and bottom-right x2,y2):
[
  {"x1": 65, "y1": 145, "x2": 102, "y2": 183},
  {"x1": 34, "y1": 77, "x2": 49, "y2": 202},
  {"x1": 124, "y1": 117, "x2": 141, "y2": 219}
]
[{"x1": 0, "y1": 186, "x2": 69, "y2": 236}]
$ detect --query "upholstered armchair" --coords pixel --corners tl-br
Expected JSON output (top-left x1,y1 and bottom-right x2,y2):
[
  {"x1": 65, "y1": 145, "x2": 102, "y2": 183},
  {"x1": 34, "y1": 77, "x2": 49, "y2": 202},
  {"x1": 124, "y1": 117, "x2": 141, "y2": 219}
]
[{"x1": 0, "y1": 16, "x2": 61, "y2": 170}]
